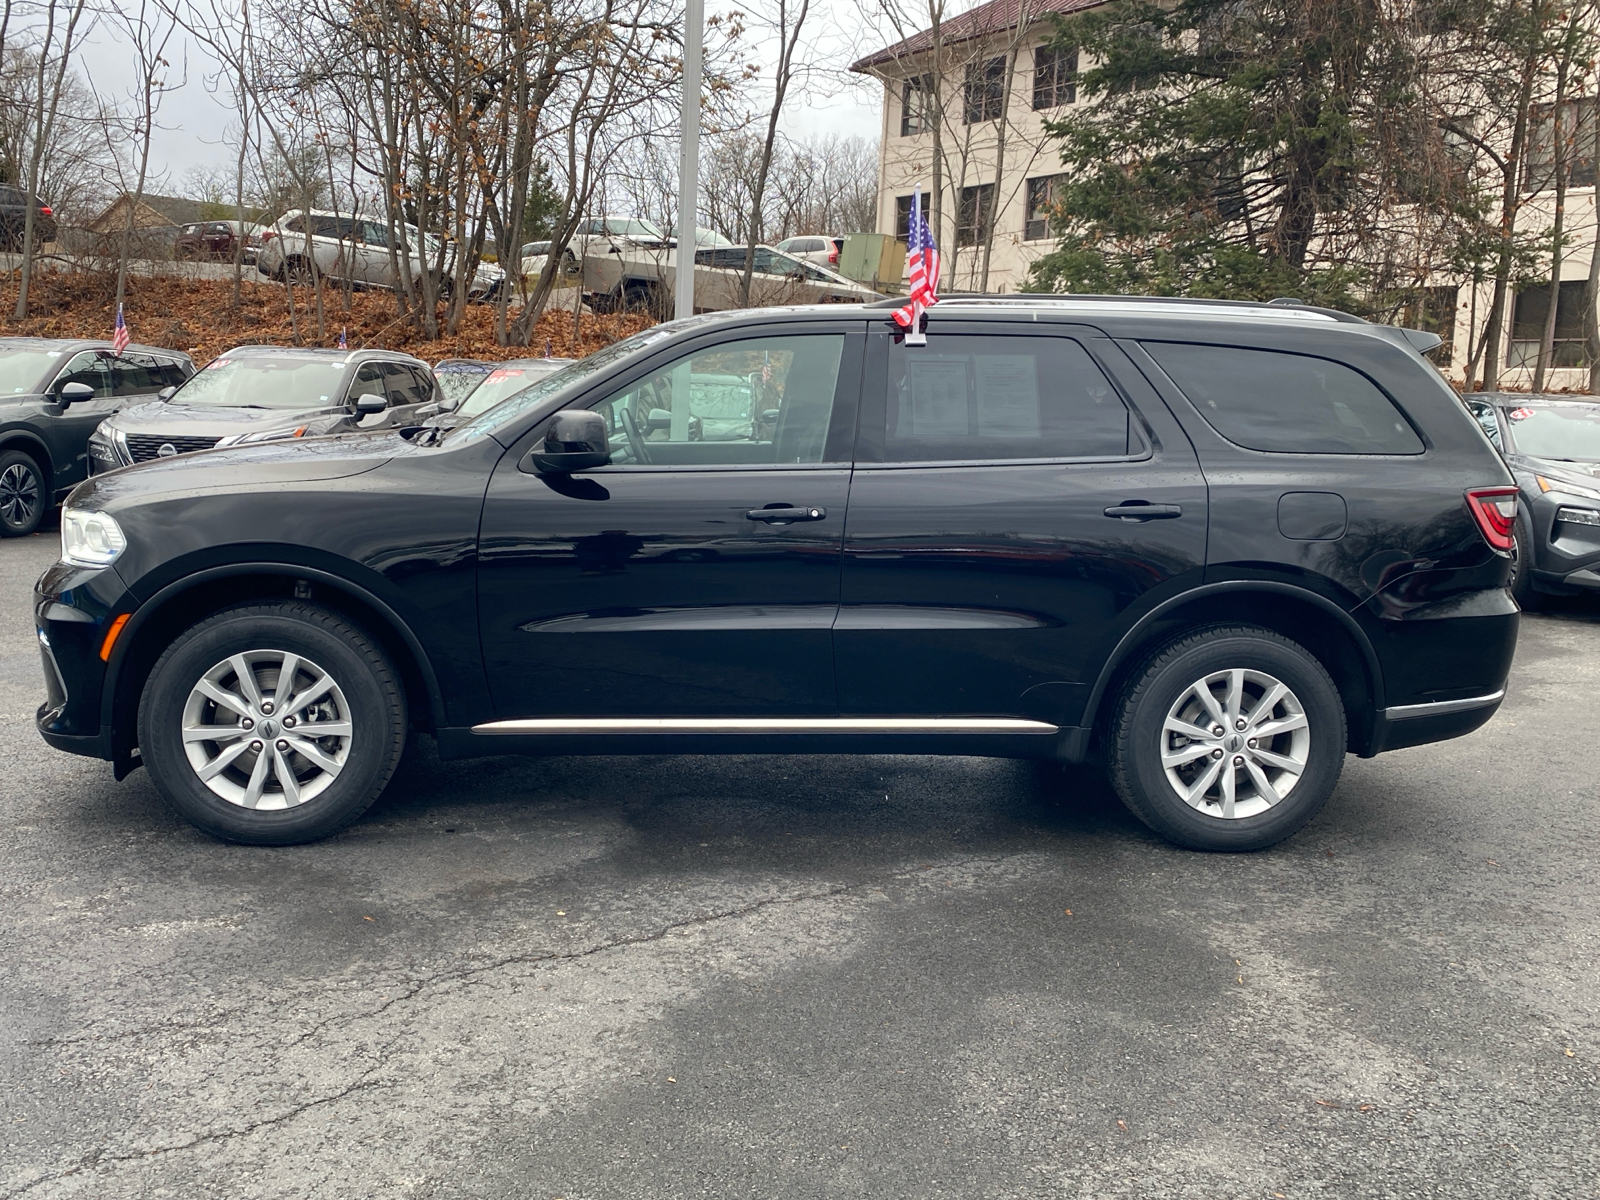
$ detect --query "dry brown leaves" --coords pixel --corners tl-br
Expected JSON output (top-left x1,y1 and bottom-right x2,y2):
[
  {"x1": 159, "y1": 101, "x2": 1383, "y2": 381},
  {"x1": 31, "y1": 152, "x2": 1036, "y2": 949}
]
[{"x1": 0, "y1": 268, "x2": 655, "y2": 365}]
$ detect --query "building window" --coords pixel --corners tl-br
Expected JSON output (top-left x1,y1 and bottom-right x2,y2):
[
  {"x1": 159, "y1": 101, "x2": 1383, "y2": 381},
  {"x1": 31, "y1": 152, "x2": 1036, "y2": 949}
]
[
  {"x1": 963, "y1": 56, "x2": 1005, "y2": 124},
  {"x1": 1509, "y1": 280, "x2": 1589, "y2": 368},
  {"x1": 1525, "y1": 98, "x2": 1599, "y2": 192},
  {"x1": 957, "y1": 183, "x2": 994, "y2": 247},
  {"x1": 895, "y1": 194, "x2": 915, "y2": 242},
  {"x1": 1033, "y1": 45, "x2": 1077, "y2": 109},
  {"x1": 1397, "y1": 286, "x2": 1459, "y2": 366},
  {"x1": 1025, "y1": 174, "x2": 1066, "y2": 241},
  {"x1": 900, "y1": 75, "x2": 933, "y2": 137}
]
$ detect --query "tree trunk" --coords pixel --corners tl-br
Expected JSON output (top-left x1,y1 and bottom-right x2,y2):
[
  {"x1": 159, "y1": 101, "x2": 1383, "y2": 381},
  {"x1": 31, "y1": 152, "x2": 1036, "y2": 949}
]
[{"x1": 1481, "y1": 49, "x2": 1540, "y2": 392}]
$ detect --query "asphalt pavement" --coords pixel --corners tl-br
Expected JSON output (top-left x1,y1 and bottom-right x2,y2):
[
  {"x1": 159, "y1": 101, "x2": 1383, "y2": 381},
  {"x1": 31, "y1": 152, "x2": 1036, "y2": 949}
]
[{"x1": 0, "y1": 522, "x2": 1596, "y2": 1199}]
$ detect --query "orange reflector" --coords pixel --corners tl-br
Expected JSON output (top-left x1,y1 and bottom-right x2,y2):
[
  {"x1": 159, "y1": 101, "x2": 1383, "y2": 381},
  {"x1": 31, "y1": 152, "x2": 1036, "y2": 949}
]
[{"x1": 99, "y1": 613, "x2": 131, "y2": 661}]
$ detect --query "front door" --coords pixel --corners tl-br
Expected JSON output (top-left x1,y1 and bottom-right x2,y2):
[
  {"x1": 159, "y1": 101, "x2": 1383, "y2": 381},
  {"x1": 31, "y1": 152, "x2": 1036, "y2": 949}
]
[
  {"x1": 477, "y1": 327, "x2": 862, "y2": 718},
  {"x1": 46, "y1": 351, "x2": 118, "y2": 489},
  {"x1": 835, "y1": 326, "x2": 1209, "y2": 729}
]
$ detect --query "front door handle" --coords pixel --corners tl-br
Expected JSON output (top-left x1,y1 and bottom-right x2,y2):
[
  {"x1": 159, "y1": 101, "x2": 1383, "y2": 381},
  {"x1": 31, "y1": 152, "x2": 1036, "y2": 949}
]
[
  {"x1": 1104, "y1": 503, "x2": 1182, "y2": 521},
  {"x1": 747, "y1": 505, "x2": 827, "y2": 524}
]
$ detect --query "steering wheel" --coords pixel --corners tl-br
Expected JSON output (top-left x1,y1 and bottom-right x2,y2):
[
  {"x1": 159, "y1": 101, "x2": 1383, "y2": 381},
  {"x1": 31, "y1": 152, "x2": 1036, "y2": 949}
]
[{"x1": 618, "y1": 405, "x2": 649, "y2": 465}]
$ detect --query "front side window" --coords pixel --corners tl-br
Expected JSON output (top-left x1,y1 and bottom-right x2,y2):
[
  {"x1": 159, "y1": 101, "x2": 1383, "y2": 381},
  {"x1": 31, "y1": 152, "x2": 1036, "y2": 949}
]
[
  {"x1": 882, "y1": 335, "x2": 1134, "y2": 462},
  {"x1": 1464, "y1": 400, "x2": 1501, "y2": 449},
  {"x1": 1025, "y1": 174, "x2": 1067, "y2": 241},
  {"x1": 964, "y1": 56, "x2": 1006, "y2": 123},
  {"x1": 382, "y1": 362, "x2": 432, "y2": 406},
  {"x1": 1145, "y1": 341, "x2": 1424, "y2": 455},
  {"x1": 111, "y1": 353, "x2": 167, "y2": 396},
  {"x1": 587, "y1": 334, "x2": 846, "y2": 466},
  {"x1": 349, "y1": 363, "x2": 386, "y2": 403},
  {"x1": 54, "y1": 351, "x2": 112, "y2": 398},
  {"x1": 1033, "y1": 44, "x2": 1077, "y2": 108}
]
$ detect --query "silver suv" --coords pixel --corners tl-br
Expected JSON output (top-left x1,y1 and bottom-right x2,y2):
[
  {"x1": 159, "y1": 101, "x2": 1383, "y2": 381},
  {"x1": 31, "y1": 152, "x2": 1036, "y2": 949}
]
[{"x1": 257, "y1": 209, "x2": 504, "y2": 301}]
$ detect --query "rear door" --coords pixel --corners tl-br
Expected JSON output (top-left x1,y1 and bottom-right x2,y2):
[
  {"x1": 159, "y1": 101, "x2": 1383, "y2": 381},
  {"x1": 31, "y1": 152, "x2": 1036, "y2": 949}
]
[
  {"x1": 476, "y1": 324, "x2": 863, "y2": 719},
  {"x1": 835, "y1": 323, "x2": 1208, "y2": 729}
]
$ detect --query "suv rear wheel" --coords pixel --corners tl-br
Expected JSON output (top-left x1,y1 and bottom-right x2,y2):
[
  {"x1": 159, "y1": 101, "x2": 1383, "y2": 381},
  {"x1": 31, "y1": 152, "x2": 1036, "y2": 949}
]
[
  {"x1": 0, "y1": 449, "x2": 45, "y2": 537},
  {"x1": 1108, "y1": 625, "x2": 1345, "y2": 851},
  {"x1": 137, "y1": 602, "x2": 406, "y2": 845}
]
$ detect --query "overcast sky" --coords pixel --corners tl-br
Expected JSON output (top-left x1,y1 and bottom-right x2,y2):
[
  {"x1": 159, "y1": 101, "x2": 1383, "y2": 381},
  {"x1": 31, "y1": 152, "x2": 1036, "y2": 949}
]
[{"x1": 69, "y1": 0, "x2": 893, "y2": 199}]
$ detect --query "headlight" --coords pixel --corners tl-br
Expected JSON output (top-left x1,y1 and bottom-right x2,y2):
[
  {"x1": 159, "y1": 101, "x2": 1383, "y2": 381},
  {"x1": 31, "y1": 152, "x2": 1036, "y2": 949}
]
[
  {"x1": 61, "y1": 508, "x2": 126, "y2": 568},
  {"x1": 1536, "y1": 474, "x2": 1600, "y2": 502},
  {"x1": 87, "y1": 432, "x2": 118, "y2": 462}
]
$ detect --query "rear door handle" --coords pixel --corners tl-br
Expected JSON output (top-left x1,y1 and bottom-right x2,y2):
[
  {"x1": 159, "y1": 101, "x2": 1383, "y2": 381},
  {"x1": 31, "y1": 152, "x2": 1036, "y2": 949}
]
[
  {"x1": 1104, "y1": 503, "x2": 1182, "y2": 521},
  {"x1": 747, "y1": 505, "x2": 827, "y2": 524}
]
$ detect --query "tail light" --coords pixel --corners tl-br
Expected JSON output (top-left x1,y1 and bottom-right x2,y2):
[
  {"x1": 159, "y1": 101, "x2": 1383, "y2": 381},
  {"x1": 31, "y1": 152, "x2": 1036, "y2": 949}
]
[
  {"x1": 828, "y1": 244, "x2": 839, "y2": 264},
  {"x1": 1465, "y1": 486, "x2": 1520, "y2": 552},
  {"x1": 39, "y1": 205, "x2": 52, "y2": 216},
  {"x1": 261, "y1": 230, "x2": 277, "y2": 242}
]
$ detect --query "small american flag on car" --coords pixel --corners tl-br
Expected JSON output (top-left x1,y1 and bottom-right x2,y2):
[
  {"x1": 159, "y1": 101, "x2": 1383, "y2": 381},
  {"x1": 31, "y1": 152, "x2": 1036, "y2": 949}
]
[
  {"x1": 893, "y1": 186, "x2": 940, "y2": 346},
  {"x1": 112, "y1": 303, "x2": 129, "y2": 354}
]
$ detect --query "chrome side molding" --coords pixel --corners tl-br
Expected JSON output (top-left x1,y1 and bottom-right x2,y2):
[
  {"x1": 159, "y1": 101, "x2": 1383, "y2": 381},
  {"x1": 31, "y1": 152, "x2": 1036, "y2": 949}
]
[
  {"x1": 471, "y1": 716, "x2": 1061, "y2": 736},
  {"x1": 1384, "y1": 690, "x2": 1505, "y2": 721}
]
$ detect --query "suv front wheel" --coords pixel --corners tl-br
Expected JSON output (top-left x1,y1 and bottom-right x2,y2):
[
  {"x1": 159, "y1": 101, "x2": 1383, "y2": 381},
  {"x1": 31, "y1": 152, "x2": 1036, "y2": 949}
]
[
  {"x1": 1109, "y1": 625, "x2": 1346, "y2": 852},
  {"x1": 137, "y1": 602, "x2": 407, "y2": 845}
]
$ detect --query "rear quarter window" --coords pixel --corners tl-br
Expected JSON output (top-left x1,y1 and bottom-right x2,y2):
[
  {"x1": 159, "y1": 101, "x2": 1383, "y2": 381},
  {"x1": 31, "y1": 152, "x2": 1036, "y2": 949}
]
[{"x1": 1144, "y1": 341, "x2": 1424, "y2": 455}]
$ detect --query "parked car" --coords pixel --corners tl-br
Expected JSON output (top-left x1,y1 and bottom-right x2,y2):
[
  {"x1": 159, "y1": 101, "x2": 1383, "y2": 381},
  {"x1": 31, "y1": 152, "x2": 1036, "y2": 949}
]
[
  {"x1": 1462, "y1": 392, "x2": 1600, "y2": 610},
  {"x1": 774, "y1": 234, "x2": 844, "y2": 269},
  {"x1": 174, "y1": 220, "x2": 264, "y2": 264},
  {"x1": 584, "y1": 242, "x2": 879, "y2": 315},
  {"x1": 427, "y1": 357, "x2": 576, "y2": 428},
  {"x1": 517, "y1": 241, "x2": 579, "y2": 288},
  {"x1": 0, "y1": 337, "x2": 192, "y2": 536},
  {"x1": 0, "y1": 185, "x2": 57, "y2": 251},
  {"x1": 87, "y1": 345, "x2": 441, "y2": 473},
  {"x1": 37, "y1": 296, "x2": 1518, "y2": 851},
  {"x1": 257, "y1": 210, "x2": 505, "y2": 302}
]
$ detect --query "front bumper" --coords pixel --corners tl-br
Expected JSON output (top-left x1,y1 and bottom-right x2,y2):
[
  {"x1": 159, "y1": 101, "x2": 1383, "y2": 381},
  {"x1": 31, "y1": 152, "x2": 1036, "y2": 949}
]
[
  {"x1": 34, "y1": 559, "x2": 132, "y2": 762},
  {"x1": 1524, "y1": 483, "x2": 1600, "y2": 591}
]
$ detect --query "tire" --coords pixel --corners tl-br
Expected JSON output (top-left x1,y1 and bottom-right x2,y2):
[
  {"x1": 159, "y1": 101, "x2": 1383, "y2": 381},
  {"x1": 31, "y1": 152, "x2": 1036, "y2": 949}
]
[
  {"x1": 1108, "y1": 624, "x2": 1346, "y2": 852},
  {"x1": 0, "y1": 449, "x2": 46, "y2": 537},
  {"x1": 284, "y1": 257, "x2": 315, "y2": 286},
  {"x1": 1509, "y1": 514, "x2": 1543, "y2": 612},
  {"x1": 137, "y1": 602, "x2": 407, "y2": 845}
]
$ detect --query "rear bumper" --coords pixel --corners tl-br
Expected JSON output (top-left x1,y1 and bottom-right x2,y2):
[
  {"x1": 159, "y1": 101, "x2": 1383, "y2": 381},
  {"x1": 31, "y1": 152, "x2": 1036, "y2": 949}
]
[{"x1": 1372, "y1": 689, "x2": 1505, "y2": 753}]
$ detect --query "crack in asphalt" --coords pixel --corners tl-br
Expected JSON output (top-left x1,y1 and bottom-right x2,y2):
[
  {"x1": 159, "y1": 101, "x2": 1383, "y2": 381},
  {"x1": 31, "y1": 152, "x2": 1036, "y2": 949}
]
[{"x1": 3, "y1": 850, "x2": 1027, "y2": 1197}]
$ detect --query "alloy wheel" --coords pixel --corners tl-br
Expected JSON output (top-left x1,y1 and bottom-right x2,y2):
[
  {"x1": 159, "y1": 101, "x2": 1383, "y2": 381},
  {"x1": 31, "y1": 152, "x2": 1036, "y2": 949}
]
[
  {"x1": 0, "y1": 461, "x2": 39, "y2": 528},
  {"x1": 1160, "y1": 668, "x2": 1311, "y2": 819},
  {"x1": 180, "y1": 650, "x2": 354, "y2": 810}
]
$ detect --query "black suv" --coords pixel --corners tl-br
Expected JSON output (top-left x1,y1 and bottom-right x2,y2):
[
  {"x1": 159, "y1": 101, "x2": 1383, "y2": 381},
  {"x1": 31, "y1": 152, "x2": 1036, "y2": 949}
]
[
  {"x1": 34, "y1": 298, "x2": 1519, "y2": 851},
  {"x1": 0, "y1": 337, "x2": 194, "y2": 536}
]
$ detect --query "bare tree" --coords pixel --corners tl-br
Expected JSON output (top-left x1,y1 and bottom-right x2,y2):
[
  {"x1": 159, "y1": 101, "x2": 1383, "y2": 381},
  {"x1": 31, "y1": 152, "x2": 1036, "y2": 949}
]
[{"x1": 736, "y1": 0, "x2": 811, "y2": 305}]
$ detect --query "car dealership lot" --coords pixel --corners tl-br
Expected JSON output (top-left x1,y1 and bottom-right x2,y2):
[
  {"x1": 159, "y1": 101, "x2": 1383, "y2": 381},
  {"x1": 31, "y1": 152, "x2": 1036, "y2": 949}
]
[{"x1": 1, "y1": 528, "x2": 1597, "y2": 1198}]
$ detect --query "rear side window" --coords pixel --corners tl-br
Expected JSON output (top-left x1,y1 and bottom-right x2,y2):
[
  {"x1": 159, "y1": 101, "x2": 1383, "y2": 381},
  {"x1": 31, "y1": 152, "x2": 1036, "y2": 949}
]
[
  {"x1": 883, "y1": 334, "x2": 1134, "y2": 462},
  {"x1": 1145, "y1": 341, "x2": 1423, "y2": 455}
]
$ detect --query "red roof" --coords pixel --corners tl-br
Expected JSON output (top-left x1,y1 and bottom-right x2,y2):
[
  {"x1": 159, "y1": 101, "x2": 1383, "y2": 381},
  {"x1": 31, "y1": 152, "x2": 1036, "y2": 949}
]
[{"x1": 850, "y1": 0, "x2": 1107, "y2": 73}]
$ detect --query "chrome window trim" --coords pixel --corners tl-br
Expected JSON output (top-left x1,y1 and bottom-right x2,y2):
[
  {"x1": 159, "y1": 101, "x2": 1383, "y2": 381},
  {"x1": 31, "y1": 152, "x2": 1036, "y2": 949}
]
[{"x1": 472, "y1": 717, "x2": 1060, "y2": 736}]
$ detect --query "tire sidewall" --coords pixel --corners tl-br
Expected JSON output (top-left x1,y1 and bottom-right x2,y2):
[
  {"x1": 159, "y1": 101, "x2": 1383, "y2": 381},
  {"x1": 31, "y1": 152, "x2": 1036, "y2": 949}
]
[
  {"x1": 0, "y1": 450, "x2": 45, "y2": 537},
  {"x1": 138, "y1": 607, "x2": 403, "y2": 845},
  {"x1": 1116, "y1": 631, "x2": 1345, "y2": 852}
]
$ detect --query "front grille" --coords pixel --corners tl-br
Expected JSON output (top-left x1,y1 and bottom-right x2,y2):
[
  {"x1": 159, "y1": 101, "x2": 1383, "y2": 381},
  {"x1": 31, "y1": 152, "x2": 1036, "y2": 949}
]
[{"x1": 125, "y1": 434, "x2": 221, "y2": 463}]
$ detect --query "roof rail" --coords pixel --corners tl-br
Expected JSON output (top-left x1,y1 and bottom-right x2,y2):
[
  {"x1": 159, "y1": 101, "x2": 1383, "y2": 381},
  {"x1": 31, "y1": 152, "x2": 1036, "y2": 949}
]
[{"x1": 866, "y1": 292, "x2": 1368, "y2": 323}]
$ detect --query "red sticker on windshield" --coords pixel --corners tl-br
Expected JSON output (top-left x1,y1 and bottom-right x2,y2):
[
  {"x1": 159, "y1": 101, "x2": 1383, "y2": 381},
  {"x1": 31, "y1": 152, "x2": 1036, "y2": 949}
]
[
  {"x1": 208, "y1": 358, "x2": 230, "y2": 369},
  {"x1": 1509, "y1": 407, "x2": 1534, "y2": 420},
  {"x1": 486, "y1": 369, "x2": 524, "y2": 383}
]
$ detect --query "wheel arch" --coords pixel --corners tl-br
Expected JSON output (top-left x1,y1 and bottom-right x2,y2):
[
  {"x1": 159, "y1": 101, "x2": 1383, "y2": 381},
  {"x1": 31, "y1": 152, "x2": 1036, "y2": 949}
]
[
  {"x1": 104, "y1": 563, "x2": 446, "y2": 772},
  {"x1": 0, "y1": 428, "x2": 56, "y2": 498},
  {"x1": 1083, "y1": 582, "x2": 1385, "y2": 758}
]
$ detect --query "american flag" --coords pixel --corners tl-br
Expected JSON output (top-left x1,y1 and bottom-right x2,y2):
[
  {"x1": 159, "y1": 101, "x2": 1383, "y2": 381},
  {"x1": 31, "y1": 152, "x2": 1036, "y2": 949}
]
[
  {"x1": 893, "y1": 186, "x2": 940, "y2": 345},
  {"x1": 761, "y1": 351, "x2": 772, "y2": 383},
  {"x1": 338, "y1": 327, "x2": 347, "y2": 350},
  {"x1": 112, "y1": 303, "x2": 129, "y2": 354}
]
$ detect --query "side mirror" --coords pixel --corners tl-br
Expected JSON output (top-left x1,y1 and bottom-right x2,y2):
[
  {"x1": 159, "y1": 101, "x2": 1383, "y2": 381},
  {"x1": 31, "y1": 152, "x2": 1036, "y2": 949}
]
[
  {"x1": 355, "y1": 393, "x2": 388, "y2": 415},
  {"x1": 58, "y1": 382, "x2": 95, "y2": 406},
  {"x1": 761, "y1": 409, "x2": 780, "y2": 422},
  {"x1": 530, "y1": 409, "x2": 610, "y2": 473},
  {"x1": 646, "y1": 407, "x2": 673, "y2": 431},
  {"x1": 157, "y1": 385, "x2": 177, "y2": 401}
]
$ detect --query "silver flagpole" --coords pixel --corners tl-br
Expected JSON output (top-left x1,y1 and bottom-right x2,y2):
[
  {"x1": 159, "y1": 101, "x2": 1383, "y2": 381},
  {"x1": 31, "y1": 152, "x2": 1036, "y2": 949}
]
[{"x1": 675, "y1": 0, "x2": 703, "y2": 321}]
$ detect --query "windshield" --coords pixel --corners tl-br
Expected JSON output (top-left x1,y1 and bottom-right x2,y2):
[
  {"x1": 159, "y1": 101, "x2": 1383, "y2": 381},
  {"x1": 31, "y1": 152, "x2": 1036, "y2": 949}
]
[
  {"x1": 444, "y1": 328, "x2": 675, "y2": 445},
  {"x1": 1503, "y1": 404, "x2": 1600, "y2": 461},
  {"x1": 173, "y1": 356, "x2": 347, "y2": 409},
  {"x1": 457, "y1": 362, "x2": 572, "y2": 418},
  {"x1": 0, "y1": 348, "x2": 64, "y2": 394},
  {"x1": 434, "y1": 365, "x2": 491, "y2": 405}
]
